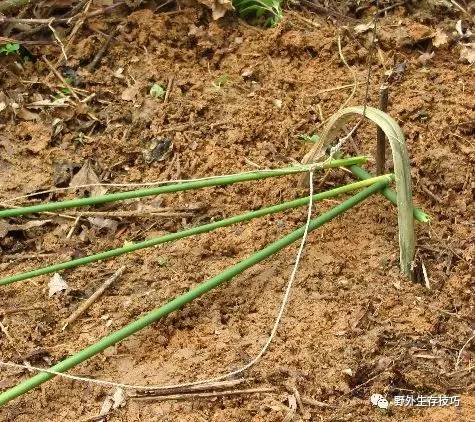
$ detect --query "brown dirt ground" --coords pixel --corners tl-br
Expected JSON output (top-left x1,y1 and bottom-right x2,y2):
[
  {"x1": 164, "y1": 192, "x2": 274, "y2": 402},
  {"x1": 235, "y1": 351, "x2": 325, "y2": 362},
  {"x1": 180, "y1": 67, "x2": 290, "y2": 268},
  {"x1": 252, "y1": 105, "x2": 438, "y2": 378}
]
[{"x1": 0, "y1": 2, "x2": 474, "y2": 421}]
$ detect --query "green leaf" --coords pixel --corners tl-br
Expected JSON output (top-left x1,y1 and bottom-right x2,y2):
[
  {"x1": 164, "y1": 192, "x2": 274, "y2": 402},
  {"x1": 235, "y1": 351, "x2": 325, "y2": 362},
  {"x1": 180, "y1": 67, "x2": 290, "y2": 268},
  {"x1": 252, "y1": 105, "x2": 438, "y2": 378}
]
[
  {"x1": 212, "y1": 74, "x2": 230, "y2": 88},
  {"x1": 0, "y1": 43, "x2": 20, "y2": 55},
  {"x1": 232, "y1": 0, "x2": 282, "y2": 27},
  {"x1": 150, "y1": 83, "x2": 165, "y2": 99},
  {"x1": 299, "y1": 134, "x2": 320, "y2": 144}
]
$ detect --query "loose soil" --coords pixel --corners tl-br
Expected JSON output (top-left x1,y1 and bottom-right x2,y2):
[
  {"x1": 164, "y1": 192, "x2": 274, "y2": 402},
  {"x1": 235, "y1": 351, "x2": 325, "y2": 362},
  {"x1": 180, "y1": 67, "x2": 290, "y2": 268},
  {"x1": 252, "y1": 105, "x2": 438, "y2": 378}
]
[{"x1": 0, "y1": 2, "x2": 474, "y2": 421}]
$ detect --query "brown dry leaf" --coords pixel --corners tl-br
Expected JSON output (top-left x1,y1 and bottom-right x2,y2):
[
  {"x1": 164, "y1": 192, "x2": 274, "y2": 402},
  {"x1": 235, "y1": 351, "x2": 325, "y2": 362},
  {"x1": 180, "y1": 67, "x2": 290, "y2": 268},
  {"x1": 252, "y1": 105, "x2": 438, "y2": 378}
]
[
  {"x1": 16, "y1": 108, "x2": 40, "y2": 121},
  {"x1": 70, "y1": 161, "x2": 107, "y2": 197},
  {"x1": 48, "y1": 273, "x2": 68, "y2": 297},
  {"x1": 121, "y1": 83, "x2": 140, "y2": 102},
  {"x1": 460, "y1": 43, "x2": 475, "y2": 64},
  {"x1": 87, "y1": 217, "x2": 118, "y2": 232},
  {"x1": 0, "y1": 220, "x2": 51, "y2": 239},
  {"x1": 354, "y1": 22, "x2": 374, "y2": 34},
  {"x1": 125, "y1": 0, "x2": 143, "y2": 8},
  {"x1": 27, "y1": 97, "x2": 70, "y2": 108},
  {"x1": 98, "y1": 387, "x2": 126, "y2": 421},
  {"x1": 432, "y1": 28, "x2": 448, "y2": 47},
  {"x1": 418, "y1": 51, "x2": 435, "y2": 65},
  {"x1": 197, "y1": 0, "x2": 234, "y2": 20}
]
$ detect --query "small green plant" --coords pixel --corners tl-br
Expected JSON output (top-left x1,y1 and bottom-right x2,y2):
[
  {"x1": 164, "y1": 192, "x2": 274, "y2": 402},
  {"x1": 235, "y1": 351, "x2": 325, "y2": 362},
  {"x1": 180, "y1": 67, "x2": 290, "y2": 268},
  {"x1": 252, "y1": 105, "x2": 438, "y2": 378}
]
[
  {"x1": 212, "y1": 74, "x2": 230, "y2": 89},
  {"x1": 299, "y1": 133, "x2": 320, "y2": 144},
  {"x1": 0, "y1": 43, "x2": 20, "y2": 56},
  {"x1": 150, "y1": 83, "x2": 165, "y2": 99},
  {"x1": 232, "y1": 0, "x2": 283, "y2": 27}
]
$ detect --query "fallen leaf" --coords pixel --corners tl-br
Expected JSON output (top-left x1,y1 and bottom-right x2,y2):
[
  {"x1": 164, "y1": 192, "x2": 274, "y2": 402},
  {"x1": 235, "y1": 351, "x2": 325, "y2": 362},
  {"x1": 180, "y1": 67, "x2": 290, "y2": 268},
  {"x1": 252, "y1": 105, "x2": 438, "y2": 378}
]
[
  {"x1": 188, "y1": 24, "x2": 205, "y2": 37},
  {"x1": 418, "y1": 51, "x2": 435, "y2": 65},
  {"x1": 149, "y1": 83, "x2": 165, "y2": 99},
  {"x1": 70, "y1": 161, "x2": 107, "y2": 197},
  {"x1": 196, "y1": 0, "x2": 234, "y2": 20},
  {"x1": 460, "y1": 43, "x2": 475, "y2": 64},
  {"x1": 125, "y1": 0, "x2": 143, "y2": 8},
  {"x1": 0, "y1": 220, "x2": 51, "y2": 239},
  {"x1": 48, "y1": 273, "x2": 68, "y2": 297},
  {"x1": 16, "y1": 108, "x2": 40, "y2": 121},
  {"x1": 432, "y1": 28, "x2": 448, "y2": 47},
  {"x1": 111, "y1": 388, "x2": 126, "y2": 409},
  {"x1": 354, "y1": 22, "x2": 374, "y2": 34},
  {"x1": 241, "y1": 67, "x2": 253, "y2": 77},
  {"x1": 121, "y1": 83, "x2": 140, "y2": 102},
  {"x1": 113, "y1": 68, "x2": 125, "y2": 79},
  {"x1": 87, "y1": 217, "x2": 118, "y2": 232},
  {"x1": 0, "y1": 221, "x2": 10, "y2": 238},
  {"x1": 455, "y1": 19, "x2": 472, "y2": 39},
  {"x1": 98, "y1": 387, "x2": 126, "y2": 420},
  {"x1": 27, "y1": 97, "x2": 70, "y2": 108}
]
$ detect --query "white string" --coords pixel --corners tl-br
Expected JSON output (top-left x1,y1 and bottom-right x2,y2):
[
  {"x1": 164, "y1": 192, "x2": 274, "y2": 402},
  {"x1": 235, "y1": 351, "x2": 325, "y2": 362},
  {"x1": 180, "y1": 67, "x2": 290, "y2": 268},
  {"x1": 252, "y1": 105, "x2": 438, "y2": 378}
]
[{"x1": 0, "y1": 170, "x2": 316, "y2": 392}]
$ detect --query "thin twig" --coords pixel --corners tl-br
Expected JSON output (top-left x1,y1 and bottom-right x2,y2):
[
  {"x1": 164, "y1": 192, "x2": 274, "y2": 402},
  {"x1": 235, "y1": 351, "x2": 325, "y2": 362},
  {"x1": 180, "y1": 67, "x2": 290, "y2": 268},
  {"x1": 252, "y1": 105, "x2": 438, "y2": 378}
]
[
  {"x1": 48, "y1": 21, "x2": 68, "y2": 63},
  {"x1": 129, "y1": 387, "x2": 275, "y2": 401},
  {"x1": 0, "y1": 321, "x2": 15, "y2": 345},
  {"x1": 376, "y1": 84, "x2": 389, "y2": 175},
  {"x1": 42, "y1": 55, "x2": 80, "y2": 101},
  {"x1": 164, "y1": 74, "x2": 175, "y2": 103},
  {"x1": 66, "y1": 215, "x2": 81, "y2": 239},
  {"x1": 62, "y1": 266, "x2": 125, "y2": 331},
  {"x1": 86, "y1": 28, "x2": 118, "y2": 71},
  {"x1": 56, "y1": 0, "x2": 92, "y2": 67},
  {"x1": 336, "y1": 34, "x2": 357, "y2": 111},
  {"x1": 316, "y1": 82, "x2": 362, "y2": 94},
  {"x1": 301, "y1": 396, "x2": 336, "y2": 409},
  {"x1": 0, "y1": 2, "x2": 125, "y2": 24},
  {"x1": 455, "y1": 331, "x2": 475, "y2": 370},
  {"x1": 132, "y1": 379, "x2": 249, "y2": 397},
  {"x1": 62, "y1": 210, "x2": 196, "y2": 218},
  {"x1": 0, "y1": 306, "x2": 43, "y2": 315},
  {"x1": 420, "y1": 184, "x2": 443, "y2": 203},
  {"x1": 1, "y1": 253, "x2": 57, "y2": 262}
]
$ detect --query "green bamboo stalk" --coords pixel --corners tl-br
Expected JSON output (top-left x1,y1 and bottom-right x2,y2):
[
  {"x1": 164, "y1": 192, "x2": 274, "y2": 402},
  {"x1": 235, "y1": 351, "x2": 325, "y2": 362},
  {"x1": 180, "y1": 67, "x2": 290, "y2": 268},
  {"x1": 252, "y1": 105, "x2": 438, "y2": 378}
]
[
  {"x1": 0, "y1": 175, "x2": 392, "y2": 287},
  {"x1": 0, "y1": 157, "x2": 367, "y2": 219},
  {"x1": 0, "y1": 179, "x2": 389, "y2": 407}
]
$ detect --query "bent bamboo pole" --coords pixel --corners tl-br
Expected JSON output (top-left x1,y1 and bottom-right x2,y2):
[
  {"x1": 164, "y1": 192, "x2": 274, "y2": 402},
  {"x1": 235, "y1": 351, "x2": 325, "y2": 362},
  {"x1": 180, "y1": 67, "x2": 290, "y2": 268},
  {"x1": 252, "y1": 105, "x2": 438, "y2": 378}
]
[
  {"x1": 0, "y1": 180, "x2": 389, "y2": 407},
  {"x1": 302, "y1": 106, "x2": 415, "y2": 279}
]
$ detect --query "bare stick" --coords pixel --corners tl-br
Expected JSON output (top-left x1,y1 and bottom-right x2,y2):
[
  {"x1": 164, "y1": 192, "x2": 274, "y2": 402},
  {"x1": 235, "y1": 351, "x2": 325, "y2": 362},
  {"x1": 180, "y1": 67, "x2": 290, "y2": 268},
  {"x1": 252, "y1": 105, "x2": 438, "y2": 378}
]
[
  {"x1": 62, "y1": 266, "x2": 125, "y2": 331},
  {"x1": 132, "y1": 379, "x2": 248, "y2": 397},
  {"x1": 0, "y1": 2, "x2": 125, "y2": 24},
  {"x1": 316, "y1": 82, "x2": 362, "y2": 94},
  {"x1": 455, "y1": 331, "x2": 475, "y2": 370},
  {"x1": 164, "y1": 74, "x2": 175, "y2": 103},
  {"x1": 301, "y1": 396, "x2": 336, "y2": 408},
  {"x1": 129, "y1": 387, "x2": 275, "y2": 401},
  {"x1": 0, "y1": 321, "x2": 15, "y2": 345},
  {"x1": 42, "y1": 56, "x2": 80, "y2": 101},
  {"x1": 376, "y1": 84, "x2": 389, "y2": 175},
  {"x1": 86, "y1": 28, "x2": 118, "y2": 71},
  {"x1": 62, "y1": 210, "x2": 195, "y2": 218},
  {"x1": 66, "y1": 215, "x2": 81, "y2": 239},
  {"x1": 0, "y1": 305, "x2": 43, "y2": 315}
]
